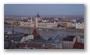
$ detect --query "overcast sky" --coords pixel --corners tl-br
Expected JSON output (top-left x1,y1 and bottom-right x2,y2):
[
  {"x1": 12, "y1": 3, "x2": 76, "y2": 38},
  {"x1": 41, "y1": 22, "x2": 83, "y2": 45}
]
[{"x1": 4, "y1": 4, "x2": 84, "y2": 16}]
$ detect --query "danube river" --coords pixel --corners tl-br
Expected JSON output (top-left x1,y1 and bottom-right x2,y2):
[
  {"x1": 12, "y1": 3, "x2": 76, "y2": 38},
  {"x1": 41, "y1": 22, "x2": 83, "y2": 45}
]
[{"x1": 4, "y1": 25, "x2": 84, "y2": 39}]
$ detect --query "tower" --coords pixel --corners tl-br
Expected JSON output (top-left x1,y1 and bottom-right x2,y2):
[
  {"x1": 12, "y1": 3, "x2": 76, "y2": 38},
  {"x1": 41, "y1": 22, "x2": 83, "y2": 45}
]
[
  {"x1": 35, "y1": 13, "x2": 40, "y2": 27},
  {"x1": 32, "y1": 13, "x2": 43, "y2": 40}
]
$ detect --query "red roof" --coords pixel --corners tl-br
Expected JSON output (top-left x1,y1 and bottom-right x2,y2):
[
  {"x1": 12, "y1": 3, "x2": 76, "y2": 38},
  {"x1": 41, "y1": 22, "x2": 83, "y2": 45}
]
[
  {"x1": 73, "y1": 37, "x2": 84, "y2": 49},
  {"x1": 19, "y1": 43, "x2": 27, "y2": 47},
  {"x1": 19, "y1": 43, "x2": 53, "y2": 49},
  {"x1": 73, "y1": 42, "x2": 84, "y2": 49},
  {"x1": 27, "y1": 43, "x2": 41, "y2": 47},
  {"x1": 32, "y1": 29, "x2": 43, "y2": 40}
]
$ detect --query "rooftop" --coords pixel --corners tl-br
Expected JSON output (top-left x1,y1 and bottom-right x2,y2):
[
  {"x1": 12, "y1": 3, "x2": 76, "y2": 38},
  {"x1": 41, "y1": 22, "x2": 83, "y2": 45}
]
[{"x1": 63, "y1": 36, "x2": 76, "y2": 41}]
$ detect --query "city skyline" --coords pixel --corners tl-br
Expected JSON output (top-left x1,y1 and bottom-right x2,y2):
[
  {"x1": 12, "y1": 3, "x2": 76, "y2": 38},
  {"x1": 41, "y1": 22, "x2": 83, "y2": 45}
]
[
  {"x1": 4, "y1": 4, "x2": 84, "y2": 16},
  {"x1": 4, "y1": 4, "x2": 84, "y2": 49}
]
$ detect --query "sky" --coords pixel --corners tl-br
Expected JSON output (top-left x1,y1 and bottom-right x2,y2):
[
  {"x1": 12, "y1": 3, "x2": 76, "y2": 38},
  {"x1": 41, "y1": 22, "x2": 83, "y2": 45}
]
[{"x1": 4, "y1": 4, "x2": 84, "y2": 16}]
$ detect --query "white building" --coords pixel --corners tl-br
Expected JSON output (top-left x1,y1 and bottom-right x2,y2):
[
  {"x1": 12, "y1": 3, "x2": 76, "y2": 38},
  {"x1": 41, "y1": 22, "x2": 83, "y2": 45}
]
[
  {"x1": 76, "y1": 22, "x2": 84, "y2": 29},
  {"x1": 38, "y1": 23, "x2": 46, "y2": 28},
  {"x1": 38, "y1": 23, "x2": 57, "y2": 28},
  {"x1": 58, "y1": 22, "x2": 76, "y2": 28},
  {"x1": 66, "y1": 22, "x2": 72, "y2": 27},
  {"x1": 4, "y1": 20, "x2": 14, "y2": 24},
  {"x1": 19, "y1": 21, "x2": 57, "y2": 28},
  {"x1": 27, "y1": 18, "x2": 33, "y2": 23},
  {"x1": 20, "y1": 35, "x2": 34, "y2": 42},
  {"x1": 21, "y1": 17, "x2": 28, "y2": 19},
  {"x1": 70, "y1": 19, "x2": 77, "y2": 22},
  {"x1": 71, "y1": 22, "x2": 76, "y2": 28},
  {"x1": 20, "y1": 21, "x2": 34, "y2": 27},
  {"x1": 62, "y1": 36, "x2": 76, "y2": 49},
  {"x1": 75, "y1": 36, "x2": 84, "y2": 43},
  {"x1": 46, "y1": 23, "x2": 57, "y2": 28},
  {"x1": 62, "y1": 35, "x2": 84, "y2": 49},
  {"x1": 54, "y1": 18, "x2": 59, "y2": 21},
  {"x1": 42, "y1": 20, "x2": 48, "y2": 23}
]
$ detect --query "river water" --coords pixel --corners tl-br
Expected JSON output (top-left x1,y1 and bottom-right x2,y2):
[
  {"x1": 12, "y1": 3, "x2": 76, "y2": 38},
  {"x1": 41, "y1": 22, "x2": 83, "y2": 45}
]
[{"x1": 4, "y1": 26, "x2": 84, "y2": 39}]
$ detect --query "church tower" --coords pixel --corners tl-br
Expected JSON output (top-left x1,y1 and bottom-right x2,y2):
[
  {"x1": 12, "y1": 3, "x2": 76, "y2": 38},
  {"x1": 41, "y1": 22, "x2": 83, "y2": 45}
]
[{"x1": 32, "y1": 13, "x2": 43, "y2": 40}]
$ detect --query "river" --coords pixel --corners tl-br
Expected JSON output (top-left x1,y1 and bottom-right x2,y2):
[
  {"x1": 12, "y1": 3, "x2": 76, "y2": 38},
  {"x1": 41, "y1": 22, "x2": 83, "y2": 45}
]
[{"x1": 4, "y1": 25, "x2": 84, "y2": 39}]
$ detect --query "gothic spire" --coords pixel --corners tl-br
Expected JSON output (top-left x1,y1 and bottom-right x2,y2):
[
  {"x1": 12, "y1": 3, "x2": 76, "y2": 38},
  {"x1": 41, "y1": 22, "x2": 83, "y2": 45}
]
[{"x1": 36, "y1": 12, "x2": 40, "y2": 17}]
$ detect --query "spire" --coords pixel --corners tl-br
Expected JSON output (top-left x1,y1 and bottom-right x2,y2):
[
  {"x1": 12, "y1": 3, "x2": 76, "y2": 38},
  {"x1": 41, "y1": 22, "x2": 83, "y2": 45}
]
[{"x1": 36, "y1": 12, "x2": 40, "y2": 17}]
